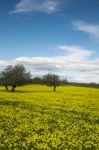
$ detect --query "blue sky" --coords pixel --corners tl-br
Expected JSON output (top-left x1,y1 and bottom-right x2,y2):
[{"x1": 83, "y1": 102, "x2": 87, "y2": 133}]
[{"x1": 0, "y1": 0, "x2": 99, "y2": 82}]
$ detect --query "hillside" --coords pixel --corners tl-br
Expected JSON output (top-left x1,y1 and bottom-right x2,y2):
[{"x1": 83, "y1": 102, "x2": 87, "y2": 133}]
[{"x1": 0, "y1": 85, "x2": 99, "y2": 149}]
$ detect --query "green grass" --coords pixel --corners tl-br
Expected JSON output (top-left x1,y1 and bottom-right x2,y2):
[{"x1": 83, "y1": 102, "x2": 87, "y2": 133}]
[{"x1": 0, "y1": 85, "x2": 99, "y2": 150}]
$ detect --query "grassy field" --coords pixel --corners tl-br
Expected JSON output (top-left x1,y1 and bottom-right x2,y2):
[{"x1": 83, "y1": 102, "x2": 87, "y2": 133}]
[{"x1": 0, "y1": 85, "x2": 99, "y2": 150}]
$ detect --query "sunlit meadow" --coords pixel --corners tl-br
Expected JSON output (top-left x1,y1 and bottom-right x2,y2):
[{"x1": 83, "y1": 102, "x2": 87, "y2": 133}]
[{"x1": 0, "y1": 85, "x2": 99, "y2": 149}]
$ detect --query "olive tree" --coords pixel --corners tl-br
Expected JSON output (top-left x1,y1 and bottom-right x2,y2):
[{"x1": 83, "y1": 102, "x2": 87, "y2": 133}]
[
  {"x1": 0, "y1": 64, "x2": 32, "y2": 92},
  {"x1": 43, "y1": 74, "x2": 61, "y2": 92}
]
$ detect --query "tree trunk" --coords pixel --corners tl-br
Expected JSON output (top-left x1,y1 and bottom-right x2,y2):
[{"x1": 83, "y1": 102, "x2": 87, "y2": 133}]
[
  {"x1": 11, "y1": 85, "x2": 16, "y2": 92},
  {"x1": 5, "y1": 85, "x2": 8, "y2": 91},
  {"x1": 53, "y1": 85, "x2": 56, "y2": 92}
]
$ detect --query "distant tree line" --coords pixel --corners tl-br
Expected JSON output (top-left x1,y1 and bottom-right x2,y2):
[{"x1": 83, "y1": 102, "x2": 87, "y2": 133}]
[
  {"x1": 67, "y1": 82, "x2": 99, "y2": 88},
  {"x1": 0, "y1": 64, "x2": 99, "y2": 92}
]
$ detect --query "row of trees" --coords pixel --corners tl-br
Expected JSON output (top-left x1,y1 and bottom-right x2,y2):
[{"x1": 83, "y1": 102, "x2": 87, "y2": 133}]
[
  {"x1": 68, "y1": 82, "x2": 99, "y2": 88},
  {"x1": 0, "y1": 64, "x2": 98, "y2": 92},
  {"x1": 0, "y1": 64, "x2": 67, "y2": 92}
]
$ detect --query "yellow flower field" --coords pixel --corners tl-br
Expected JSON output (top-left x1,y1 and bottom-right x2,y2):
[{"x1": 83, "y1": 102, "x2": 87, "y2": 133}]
[{"x1": 0, "y1": 85, "x2": 99, "y2": 149}]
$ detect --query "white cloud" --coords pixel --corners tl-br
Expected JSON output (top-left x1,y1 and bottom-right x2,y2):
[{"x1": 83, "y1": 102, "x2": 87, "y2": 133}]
[
  {"x1": 11, "y1": 0, "x2": 59, "y2": 14},
  {"x1": 0, "y1": 45, "x2": 99, "y2": 83},
  {"x1": 55, "y1": 45, "x2": 93, "y2": 61},
  {"x1": 72, "y1": 20, "x2": 99, "y2": 41}
]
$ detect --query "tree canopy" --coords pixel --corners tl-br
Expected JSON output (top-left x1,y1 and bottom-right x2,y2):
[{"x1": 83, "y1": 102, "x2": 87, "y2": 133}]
[
  {"x1": 0, "y1": 65, "x2": 68, "y2": 92},
  {"x1": 0, "y1": 64, "x2": 32, "y2": 91},
  {"x1": 43, "y1": 74, "x2": 61, "y2": 92}
]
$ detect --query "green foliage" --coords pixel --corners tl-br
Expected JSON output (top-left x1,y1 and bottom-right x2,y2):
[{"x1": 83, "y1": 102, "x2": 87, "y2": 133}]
[
  {"x1": 0, "y1": 65, "x2": 31, "y2": 91},
  {"x1": 32, "y1": 77, "x2": 43, "y2": 84},
  {"x1": 0, "y1": 85, "x2": 99, "y2": 149},
  {"x1": 43, "y1": 74, "x2": 61, "y2": 92},
  {"x1": 43, "y1": 74, "x2": 60, "y2": 86}
]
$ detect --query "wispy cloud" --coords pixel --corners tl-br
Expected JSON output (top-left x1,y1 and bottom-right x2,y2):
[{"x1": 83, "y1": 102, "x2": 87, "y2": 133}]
[
  {"x1": 72, "y1": 20, "x2": 99, "y2": 42},
  {"x1": 55, "y1": 45, "x2": 92, "y2": 61},
  {"x1": 1, "y1": 45, "x2": 99, "y2": 83},
  {"x1": 10, "y1": 0, "x2": 60, "y2": 14}
]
